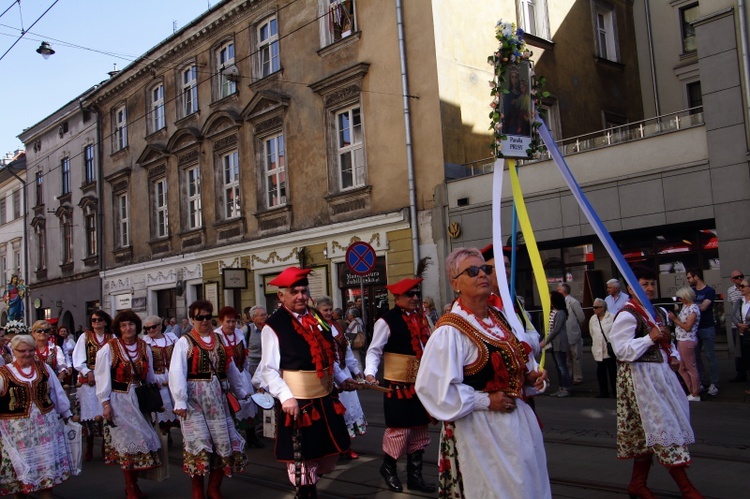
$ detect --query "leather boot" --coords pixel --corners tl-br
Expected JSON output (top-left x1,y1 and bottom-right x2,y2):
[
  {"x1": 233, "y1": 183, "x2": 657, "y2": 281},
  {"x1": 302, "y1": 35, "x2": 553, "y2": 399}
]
[
  {"x1": 130, "y1": 470, "x2": 147, "y2": 499},
  {"x1": 245, "y1": 428, "x2": 265, "y2": 449},
  {"x1": 379, "y1": 453, "x2": 403, "y2": 492},
  {"x1": 406, "y1": 450, "x2": 436, "y2": 493},
  {"x1": 206, "y1": 469, "x2": 225, "y2": 499},
  {"x1": 627, "y1": 457, "x2": 655, "y2": 499},
  {"x1": 297, "y1": 485, "x2": 318, "y2": 498},
  {"x1": 668, "y1": 465, "x2": 704, "y2": 499},
  {"x1": 191, "y1": 475, "x2": 206, "y2": 499},
  {"x1": 84, "y1": 435, "x2": 94, "y2": 462},
  {"x1": 124, "y1": 470, "x2": 139, "y2": 499}
]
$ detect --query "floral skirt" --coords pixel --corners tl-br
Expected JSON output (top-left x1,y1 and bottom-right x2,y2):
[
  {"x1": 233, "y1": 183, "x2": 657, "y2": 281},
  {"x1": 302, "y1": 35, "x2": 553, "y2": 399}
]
[
  {"x1": 103, "y1": 388, "x2": 162, "y2": 470},
  {"x1": 0, "y1": 406, "x2": 72, "y2": 495},
  {"x1": 616, "y1": 363, "x2": 691, "y2": 466}
]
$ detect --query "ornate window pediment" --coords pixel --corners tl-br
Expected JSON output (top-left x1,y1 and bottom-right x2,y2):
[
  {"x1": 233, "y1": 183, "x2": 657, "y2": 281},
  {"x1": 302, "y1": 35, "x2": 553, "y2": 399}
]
[
  {"x1": 202, "y1": 110, "x2": 241, "y2": 140},
  {"x1": 136, "y1": 144, "x2": 168, "y2": 167}
]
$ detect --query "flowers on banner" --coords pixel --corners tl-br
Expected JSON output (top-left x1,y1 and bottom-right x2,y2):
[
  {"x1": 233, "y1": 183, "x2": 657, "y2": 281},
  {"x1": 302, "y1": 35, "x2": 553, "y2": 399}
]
[
  {"x1": 488, "y1": 20, "x2": 548, "y2": 159},
  {"x1": 4, "y1": 319, "x2": 29, "y2": 335}
]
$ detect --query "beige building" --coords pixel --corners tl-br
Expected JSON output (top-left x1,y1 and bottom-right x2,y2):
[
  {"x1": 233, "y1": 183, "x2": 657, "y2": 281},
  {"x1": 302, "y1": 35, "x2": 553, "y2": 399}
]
[{"x1": 0, "y1": 151, "x2": 26, "y2": 324}]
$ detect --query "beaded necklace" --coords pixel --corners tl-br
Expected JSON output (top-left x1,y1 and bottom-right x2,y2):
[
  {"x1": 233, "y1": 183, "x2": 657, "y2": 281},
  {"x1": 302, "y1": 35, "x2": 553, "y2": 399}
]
[{"x1": 13, "y1": 361, "x2": 35, "y2": 379}]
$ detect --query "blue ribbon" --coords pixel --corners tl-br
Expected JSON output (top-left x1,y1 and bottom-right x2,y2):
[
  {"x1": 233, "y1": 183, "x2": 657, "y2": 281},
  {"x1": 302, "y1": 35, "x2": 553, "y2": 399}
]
[{"x1": 537, "y1": 121, "x2": 657, "y2": 322}]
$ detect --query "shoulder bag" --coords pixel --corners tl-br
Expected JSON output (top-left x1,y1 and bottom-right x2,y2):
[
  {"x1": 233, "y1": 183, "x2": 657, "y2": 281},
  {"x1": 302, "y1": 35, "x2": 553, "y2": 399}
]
[
  {"x1": 596, "y1": 316, "x2": 615, "y2": 359},
  {"x1": 125, "y1": 351, "x2": 164, "y2": 415}
]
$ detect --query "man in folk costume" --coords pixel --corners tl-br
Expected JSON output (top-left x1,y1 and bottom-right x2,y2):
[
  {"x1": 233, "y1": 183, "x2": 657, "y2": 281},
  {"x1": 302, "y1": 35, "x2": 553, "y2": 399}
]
[
  {"x1": 257, "y1": 267, "x2": 350, "y2": 499},
  {"x1": 609, "y1": 266, "x2": 703, "y2": 499},
  {"x1": 365, "y1": 277, "x2": 436, "y2": 493}
]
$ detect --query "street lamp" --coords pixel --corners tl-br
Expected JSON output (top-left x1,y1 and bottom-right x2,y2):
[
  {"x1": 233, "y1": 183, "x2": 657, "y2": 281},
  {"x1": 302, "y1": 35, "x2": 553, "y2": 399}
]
[{"x1": 36, "y1": 41, "x2": 55, "y2": 59}]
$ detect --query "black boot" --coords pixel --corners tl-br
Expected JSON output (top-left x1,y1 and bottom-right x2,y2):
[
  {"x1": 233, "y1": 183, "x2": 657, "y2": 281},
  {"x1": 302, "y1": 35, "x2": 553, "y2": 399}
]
[
  {"x1": 407, "y1": 450, "x2": 436, "y2": 493},
  {"x1": 380, "y1": 453, "x2": 403, "y2": 492},
  {"x1": 296, "y1": 484, "x2": 317, "y2": 499},
  {"x1": 246, "y1": 429, "x2": 265, "y2": 449}
]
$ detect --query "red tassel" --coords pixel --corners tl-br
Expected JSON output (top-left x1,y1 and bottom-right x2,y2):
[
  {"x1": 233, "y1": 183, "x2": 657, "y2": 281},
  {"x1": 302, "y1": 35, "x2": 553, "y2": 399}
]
[
  {"x1": 191, "y1": 346, "x2": 200, "y2": 374},
  {"x1": 285, "y1": 414, "x2": 293, "y2": 427},
  {"x1": 311, "y1": 407, "x2": 321, "y2": 421},
  {"x1": 396, "y1": 388, "x2": 404, "y2": 399},
  {"x1": 334, "y1": 400, "x2": 347, "y2": 415},
  {"x1": 404, "y1": 387, "x2": 414, "y2": 399},
  {"x1": 300, "y1": 412, "x2": 313, "y2": 427}
]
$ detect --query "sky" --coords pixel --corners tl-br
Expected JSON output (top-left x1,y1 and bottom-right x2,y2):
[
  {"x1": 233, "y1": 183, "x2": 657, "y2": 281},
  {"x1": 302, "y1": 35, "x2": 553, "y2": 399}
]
[{"x1": 0, "y1": 0, "x2": 217, "y2": 156}]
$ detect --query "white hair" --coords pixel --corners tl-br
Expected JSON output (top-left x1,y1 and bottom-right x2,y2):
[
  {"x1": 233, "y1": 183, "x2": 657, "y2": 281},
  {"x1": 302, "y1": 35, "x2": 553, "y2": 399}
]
[{"x1": 606, "y1": 279, "x2": 621, "y2": 288}]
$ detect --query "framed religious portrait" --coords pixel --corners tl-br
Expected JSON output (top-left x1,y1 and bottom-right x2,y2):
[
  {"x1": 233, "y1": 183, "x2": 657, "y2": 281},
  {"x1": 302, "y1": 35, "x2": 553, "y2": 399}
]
[{"x1": 222, "y1": 268, "x2": 248, "y2": 289}]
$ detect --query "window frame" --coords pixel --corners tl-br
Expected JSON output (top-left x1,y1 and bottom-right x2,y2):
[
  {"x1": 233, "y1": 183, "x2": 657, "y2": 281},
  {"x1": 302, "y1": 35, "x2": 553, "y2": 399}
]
[
  {"x1": 680, "y1": 3, "x2": 699, "y2": 54},
  {"x1": 220, "y1": 150, "x2": 241, "y2": 220},
  {"x1": 84, "y1": 144, "x2": 96, "y2": 184},
  {"x1": 217, "y1": 40, "x2": 237, "y2": 99},
  {"x1": 150, "y1": 82, "x2": 166, "y2": 133},
  {"x1": 61, "y1": 157, "x2": 71, "y2": 195},
  {"x1": 85, "y1": 212, "x2": 97, "y2": 258},
  {"x1": 335, "y1": 105, "x2": 366, "y2": 191},
  {"x1": 181, "y1": 64, "x2": 199, "y2": 117},
  {"x1": 116, "y1": 192, "x2": 130, "y2": 248},
  {"x1": 61, "y1": 213, "x2": 73, "y2": 264},
  {"x1": 0, "y1": 198, "x2": 6, "y2": 225},
  {"x1": 593, "y1": 2, "x2": 618, "y2": 62},
  {"x1": 258, "y1": 16, "x2": 280, "y2": 78},
  {"x1": 186, "y1": 165, "x2": 203, "y2": 230},
  {"x1": 114, "y1": 104, "x2": 128, "y2": 151},
  {"x1": 154, "y1": 178, "x2": 169, "y2": 238},
  {"x1": 320, "y1": 0, "x2": 358, "y2": 46},
  {"x1": 37, "y1": 226, "x2": 47, "y2": 271},
  {"x1": 518, "y1": 0, "x2": 550, "y2": 39},
  {"x1": 35, "y1": 171, "x2": 43, "y2": 206},
  {"x1": 263, "y1": 132, "x2": 287, "y2": 209},
  {"x1": 12, "y1": 189, "x2": 20, "y2": 219}
]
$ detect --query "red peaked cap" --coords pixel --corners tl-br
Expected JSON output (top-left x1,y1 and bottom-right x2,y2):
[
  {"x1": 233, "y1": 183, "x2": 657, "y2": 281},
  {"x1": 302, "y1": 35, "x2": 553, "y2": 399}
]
[
  {"x1": 386, "y1": 277, "x2": 423, "y2": 296},
  {"x1": 480, "y1": 243, "x2": 514, "y2": 262},
  {"x1": 268, "y1": 267, "x2": 312, "y2": 288}
]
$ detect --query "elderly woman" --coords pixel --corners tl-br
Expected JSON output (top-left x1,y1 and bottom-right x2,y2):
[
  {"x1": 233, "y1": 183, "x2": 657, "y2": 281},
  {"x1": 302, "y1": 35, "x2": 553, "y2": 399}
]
[
  {"x1": 142, "y1": 315, "x2": 179, "y2": 433},
  {"x1": 540, "y1": 291, "x2": 572, "y2": 398},
  {"x1": 669, "y1": 287, "x2": 702, "y2": 402},
  {"x1": 415, "y1": 247, "x2": 550, "y2": 498},
  {"x1": 57, "y1": 326, "x2": 77, "y2": 383},
  {"x1": 422, "y1": 296, "x2": 440, "y2": 329},
  {"x1": 215, "y1": 306, "x2": 264, "y2": 449},
  {"x1": 72, "y1": 309, "x2": 113, "y2": 461},
  {"x1": 589, "y1": 298, "x2": 616, "y2": 398},
  {"x1": 95, "y1": 310, "x2": 162, "y2": 499},
  {"x1": 731, "y1": 277, "x2": 750, "y2": 384},
  {"x1": 0, "y1": 334, "x2": 73, "y2": 499},
  {"x1": 316, "y1": 296, "x2": 367, "y2": 459},
  {"x1": 30, "y1": 320, "x2": 70, "y2": 383},
  {"x1": 169, "y1": 300, "x2": 248, "y2": 499}
]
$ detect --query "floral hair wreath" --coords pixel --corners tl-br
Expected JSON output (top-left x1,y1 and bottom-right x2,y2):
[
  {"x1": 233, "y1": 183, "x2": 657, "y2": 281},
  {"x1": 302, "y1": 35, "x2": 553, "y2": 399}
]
[{"x1": 488, "y1": 20, "x2": 549, "y2": 159}]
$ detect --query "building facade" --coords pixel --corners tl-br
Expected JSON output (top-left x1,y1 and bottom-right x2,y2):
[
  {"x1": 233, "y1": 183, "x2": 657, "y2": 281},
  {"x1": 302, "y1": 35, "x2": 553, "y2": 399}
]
[{"x1": 0, "y1": 151, "x2": 26, "y2": 325}]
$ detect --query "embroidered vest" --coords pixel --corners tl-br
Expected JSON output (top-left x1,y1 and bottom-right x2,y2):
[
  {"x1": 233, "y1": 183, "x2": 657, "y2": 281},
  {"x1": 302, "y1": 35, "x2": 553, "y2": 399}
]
[
  {"x1": 36, "y1": 344, "x2": 58, "y2": 370},
  {"x1": 223, "y1": 333, "x2": 247, "y2": 373},
  {"x1": 184, "y1": 332, "x2": 228, "y2": 381},
  {"x1": 382, "y1": 307, "x2": 420, "y2": 356},
  {"x1": 0, "y1": 361, "x2": 54, "y2": 418},
  {"x1": 85, "y1": 331, "x2": 111, "y2": 370},
  {"x1": 109, "y1": 339, "x2": 149, "y2": 392},
  {"x1": 150, "y1": 340, "x2": 175, "y2": 375},
  {"x1": 266, "y1": 307, "x2": 334, "y2": 372},
  {"x1": 617, "y1": 305, "x2": 668, "y2": 363}
]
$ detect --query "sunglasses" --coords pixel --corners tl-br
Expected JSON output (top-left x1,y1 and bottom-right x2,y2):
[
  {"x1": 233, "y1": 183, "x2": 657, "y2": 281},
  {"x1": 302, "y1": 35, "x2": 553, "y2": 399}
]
[
  {"x1": 144, "y1": 324, "x2": 160, "y2": 331},
  {"x1": 91, "y1": 317, "x2": 105, "y2": 323},
  {"x1": 740, "y1": 284, "x2": 748, "y2": 289},
  {"x1": 404, "y1": 289, "x2": 421, "y2": 297},
  {"x1": 732, "y1": 275, "x2": 745, "y2": 280},
  {"x1": 455, "y1": 264, "x2": 494, "y2": 279},
  {"x1": 194, "y1": 314, "x2": 213, "y2": 322},
  {"x1": 34, "y1": 328, "x2": 51, "y2": 334},
  {"x1": 592, "y1": 306, "x2": 603, "y2": 309}
]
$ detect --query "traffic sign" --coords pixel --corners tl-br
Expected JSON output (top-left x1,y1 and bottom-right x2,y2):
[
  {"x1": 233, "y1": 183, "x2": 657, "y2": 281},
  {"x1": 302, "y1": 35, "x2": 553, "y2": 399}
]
[{"x1": 345, "y1": 241, "x2": 377, "y2": 276}]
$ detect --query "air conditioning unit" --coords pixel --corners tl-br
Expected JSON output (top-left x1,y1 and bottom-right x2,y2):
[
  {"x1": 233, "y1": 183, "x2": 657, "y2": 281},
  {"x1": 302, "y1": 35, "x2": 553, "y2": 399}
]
[{"x1": 221, "y1": 64, "x2": 241, "y2": 83}]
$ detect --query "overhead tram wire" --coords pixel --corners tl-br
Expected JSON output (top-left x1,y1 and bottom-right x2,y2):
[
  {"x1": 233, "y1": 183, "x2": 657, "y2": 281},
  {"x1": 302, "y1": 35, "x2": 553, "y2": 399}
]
[
  {"x1": 0, "y1": 1, "x2": 19, "y2": 22},
  {"x1": 0, "y1": 0, "x2": 60, "y2": 62}
]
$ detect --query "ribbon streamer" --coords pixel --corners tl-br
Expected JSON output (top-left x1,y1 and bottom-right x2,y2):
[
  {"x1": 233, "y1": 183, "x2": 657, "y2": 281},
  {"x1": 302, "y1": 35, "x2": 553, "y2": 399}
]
[
  {"x1": 507, "y1": 159, "x2": 551, "y2": 368},
  {"x1": 536, "y1": 121, "x2": 657, "y2": 322}
]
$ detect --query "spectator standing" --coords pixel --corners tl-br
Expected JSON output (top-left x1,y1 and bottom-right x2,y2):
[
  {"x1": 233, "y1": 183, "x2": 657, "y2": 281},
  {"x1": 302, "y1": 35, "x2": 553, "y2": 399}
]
[
  {"x1": 730, "y1": 277, "x2": 750, "y2": 384},
  {"x1": 668, "y1": 287, "x2": 701, "y2": 401},
  {"x1": 557, "y1": 283, "x2": 585, "y2": 384},
  {"x1": 686, "y1": 269, "x2": 719, "y2": 396},
  {"x1": 245, "y1": 306, "x2": 267, "y2": 377},
  {"x1": 171, "y1": 317, "x2": 183, "y2": 338},
  {"x1": 605, "y1": 279, "x2": 629, "y2": 315},
  {"x1": 727, "y1": 270, "x2": 747, "y2": 382},
  {"x1": 422, "y1": 297, "x2": 440, "y2": 330},
  {"x1": 541, "y1": 291, "x2": 571, "y2": 397},
  {"x1": 589, "y1": 298, "x2": 616, "y2": 398}
]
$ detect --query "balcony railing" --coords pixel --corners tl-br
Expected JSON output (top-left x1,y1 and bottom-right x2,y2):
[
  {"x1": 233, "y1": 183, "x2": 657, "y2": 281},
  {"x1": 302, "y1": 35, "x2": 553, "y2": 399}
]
[{"x1": 451, "y1": 107, "x2": 704, "y2": 179}]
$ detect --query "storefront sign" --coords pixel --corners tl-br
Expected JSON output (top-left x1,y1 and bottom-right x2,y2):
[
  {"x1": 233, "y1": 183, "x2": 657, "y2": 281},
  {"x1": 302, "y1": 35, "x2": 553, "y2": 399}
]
[
  {"x1": 338, "y1": 257, "x2": 386, "y2": 288},
  {"x1": 115, "y1": 294, "x2": 132, "y2": 310}
]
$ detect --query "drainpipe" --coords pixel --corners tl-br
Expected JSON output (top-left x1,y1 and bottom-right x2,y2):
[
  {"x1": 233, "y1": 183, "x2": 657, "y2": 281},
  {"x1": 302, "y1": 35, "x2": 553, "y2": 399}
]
[
  {"x1": 738, "y1": 0, "x2": 750, "y2": 149},
  {"x1": 6, "y1": 162, "x2": 29, "y2": 325},
  {"x1": 395, "y1": 0, "x2": 420, "y2": 272},
  {"x1": 644, "y1": 0, "x2": 661, "y2": 118}
]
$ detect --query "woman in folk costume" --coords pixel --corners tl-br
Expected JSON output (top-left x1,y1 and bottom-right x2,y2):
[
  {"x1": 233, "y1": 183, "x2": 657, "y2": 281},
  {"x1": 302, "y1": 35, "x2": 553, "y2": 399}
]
[
  {"x1": 142, "y1": 315, "x2": 179, "y2": 435},
  {"x1": 214, "y1": 306, "x2": 264, "y2": 449},
  {"x1": 316, "y1": 295, "x2": 367, "y2": 459},
  {"x1": 30, "y1": 320, "x2": 70, "y2": 381},
  {"x1": 0, "y1": 334, "x2": 74, "y2": 499},
  {"x1": 95, "y1": 309, "x2": 162, "y2": 499},
  {"x1": 415, "y1": 247, "x2": 551, "y2": 498},
  {"x1": 72, "y1": 309, "x2": 113, "y2": 461},
  {"x1": 609, "y1": 266, "x2": 703, "y2": 499},
  {"x1": 169, "y1": 300, "x2": 249, "y2": 499}
]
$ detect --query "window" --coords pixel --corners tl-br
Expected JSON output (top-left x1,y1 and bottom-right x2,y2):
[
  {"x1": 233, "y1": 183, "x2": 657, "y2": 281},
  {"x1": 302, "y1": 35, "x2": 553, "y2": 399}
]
[
  {"x1": 35, "y1": 171, "x2": 43, "y2": 206},
  {"x1": 61, "y1": 157, "x2": 71, "y2": 195},
  {"x1": 336, "y1": 106, "x2": 365, "y2": 189},
  {"x1": 220, "y1": 151, "x2": 241, "y2": 219},
  {"x1": 264, "y1": 134, "x2": 286, "y2": 208},
  {"x1": 680, "y1": 4, "x2": 699, "y2": 53},
  {"x1": 217, "y1": 41, "x2": 237, "y2": 98},
  {"x1": 258, "y1": 17, "x2": 280, "y2": 78},
  {"x1": 687, "y1": 81, "x2": 702, "y2": 113},
  {"x1": 0, "y1": 198, "x2": 5, "y2": 224},
  {"x1": 12, "y1": 190, "x2": 20, "y2": 219},
  {"x1": 117, "y1": 193, "x2": 129, "y2": 248},
  {"x1": 85, "y1": 212, "x2": 97, "y2": 257},
  {"x1": 154, "y1": 178, "x2": 169, "y2": 238},
  {"x1": 321, "y1": 0, "x2": 357, "y2": 46},
  {"x1": 182, "y1": 64, "x2": 198, "y2": 116},
  {"x1": 62, "y1": 215, "x2": 73, "y2": 264},
  {"x1": 518, "y1": 0, "x2": 549, "y2": 39},
  {"x1": 186, "y1": 166, "x2": 202, "y2": 229},
  {"x1": 151, "y1": 83, "x2": 166, "y2": 132},
  {"x1": 37, "y1": 227, "x2": 46, "y2": 270},
  {"x1": 114, "y1": 104, "x2": 128, "y2": 150},
  {"x1": 0, "y1": 257, "x2": 5, "y2": 287},
  {"x1": 594, "y1": 2, "x2": 618, "y2": 61},
  {"x1": 84, "y1": 144, "x2": 96, "y2": 183}
]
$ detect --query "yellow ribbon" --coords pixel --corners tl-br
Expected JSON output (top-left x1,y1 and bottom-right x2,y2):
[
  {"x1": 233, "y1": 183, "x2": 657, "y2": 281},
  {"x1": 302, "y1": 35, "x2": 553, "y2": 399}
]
[{"x1": 507, "y1": 159, "x2": 551, "y2": 369}]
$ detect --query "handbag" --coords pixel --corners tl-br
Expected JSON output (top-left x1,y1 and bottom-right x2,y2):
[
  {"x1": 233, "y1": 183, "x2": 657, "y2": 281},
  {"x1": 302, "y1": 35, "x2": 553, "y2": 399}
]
[
  {"x1": 597, "y1": 316, "x2": 616, "y2": 359},
  {"x1": 207, "y1": 348, "x2": 241, "y2": 417},
  {"x1": 351, "y1": 331, "x2": 366, "y2": 350},
  {"x1": 126, "y1": 354, "x2": 164, "y2": 414},
  {"x1": 63, "y1": 419, "x2": 82, "y2": 476}
]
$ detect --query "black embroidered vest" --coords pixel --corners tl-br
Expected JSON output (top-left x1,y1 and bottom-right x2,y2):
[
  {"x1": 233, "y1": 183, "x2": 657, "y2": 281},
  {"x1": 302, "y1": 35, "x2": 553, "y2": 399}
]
[{"x1": 0, "y1": 360, "x2": 54, "y2": 418}]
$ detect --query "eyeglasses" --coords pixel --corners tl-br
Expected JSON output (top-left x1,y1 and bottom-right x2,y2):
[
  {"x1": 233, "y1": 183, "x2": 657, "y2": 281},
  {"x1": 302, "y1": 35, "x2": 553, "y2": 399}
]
[
  {"x1": 34, "y1": 328, "x2": 51, "y2": 334},
  {"x1": 404, "y1": 289, "x2": 421, "y2": 297},
  {"x1": 592, "y1": 306, "x2": 603, "y2": 309},
  {"x1": 732, "y1": 275, "x2": 745, "y2": 280},
  {"x1": 144, "y1": 324, "x2": 160, "y2": 331},
  {"x1": 194, "y1": 314, "x2": 213, "y2": 322},
  {"x1": 454, "y1": 265, "x2": 494, "y2": 279},
  {"x1": 740, "y1": 284, "x2": 748, "y2": 289},
  {"x1": 91, "y1": 317, "x2": 105, "y2": 323}
]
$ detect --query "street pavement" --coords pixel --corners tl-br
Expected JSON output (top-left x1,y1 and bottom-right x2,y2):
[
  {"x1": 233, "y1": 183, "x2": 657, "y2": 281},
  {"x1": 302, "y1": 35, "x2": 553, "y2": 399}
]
[{"x1": 8, "y1": 344, "x2": 750, "y2": 498}]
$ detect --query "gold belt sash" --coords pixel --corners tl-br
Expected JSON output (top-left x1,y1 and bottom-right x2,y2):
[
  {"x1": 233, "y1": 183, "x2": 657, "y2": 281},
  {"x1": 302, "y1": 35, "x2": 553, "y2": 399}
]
[
  {"x1": 383, "y1": 353, "x2": 420, "y2": 383},
  {"x1": 282, "y1": 370, "x2": 332, "y2": 399}
]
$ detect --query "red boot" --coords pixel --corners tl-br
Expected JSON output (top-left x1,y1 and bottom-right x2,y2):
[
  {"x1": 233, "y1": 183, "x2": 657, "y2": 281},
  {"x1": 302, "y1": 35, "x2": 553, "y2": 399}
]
[
  {"x1": 206, "y1": 469, "x2": 225, "y2": 499},
  {"x1": 130, "y1": 470, "x2": 147, "y2": 499},
  {"x1": 191, "y1": 474, "x2": 206, "y2": 499},
  {"x1": 668, "y1": 465, "x2": 704, "y2": 499},
  {"x1": 124, "y1": 470, "x2": 140, "y2": 499},
  {"x1": 627, "y1": 457, "x2": 655, "y2": 499}
]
